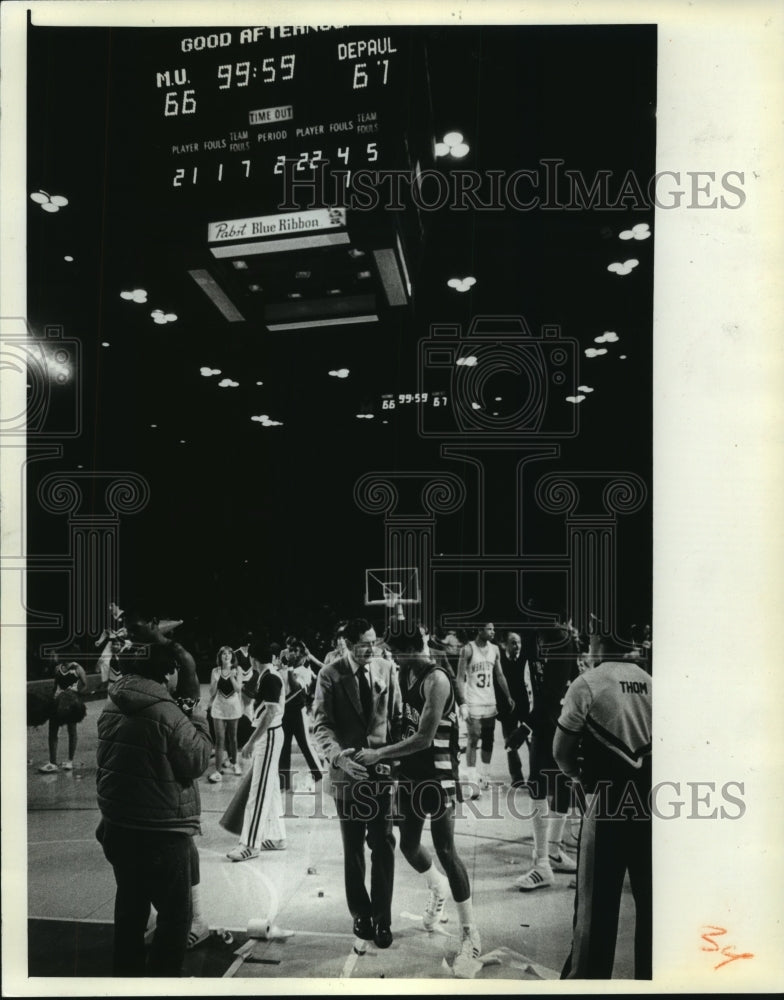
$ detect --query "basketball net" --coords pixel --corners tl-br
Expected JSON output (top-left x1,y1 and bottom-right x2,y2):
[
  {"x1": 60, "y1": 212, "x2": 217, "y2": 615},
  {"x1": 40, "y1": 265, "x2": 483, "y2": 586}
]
[{"x1": 384, "y1": 593, "x2": 406, "y2": 622}]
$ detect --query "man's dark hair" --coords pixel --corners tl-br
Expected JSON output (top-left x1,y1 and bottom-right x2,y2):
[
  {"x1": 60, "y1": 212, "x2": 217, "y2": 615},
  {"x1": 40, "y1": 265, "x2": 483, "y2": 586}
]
[
  {"x1": 385, "y1": 629, "x2": 426, "y2": 654},
  {"x1": 249, "y1": 639, "x2": 279, "y2": 664},
  {"x1": 342, "y1": 617, "x2": 373, "y2": 644},
  {"x1": 595, "y1": 632, "x2": 636, "y2": 661},
  {"x1": 134, "y1": 644, "x2": 178, "y2": 684}
]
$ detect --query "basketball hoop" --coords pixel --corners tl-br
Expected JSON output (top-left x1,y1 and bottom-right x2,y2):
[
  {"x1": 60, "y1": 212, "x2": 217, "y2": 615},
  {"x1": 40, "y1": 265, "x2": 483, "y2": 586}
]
[{"x1": 364, "y1": 567, "x2": 420, "y2": 624}]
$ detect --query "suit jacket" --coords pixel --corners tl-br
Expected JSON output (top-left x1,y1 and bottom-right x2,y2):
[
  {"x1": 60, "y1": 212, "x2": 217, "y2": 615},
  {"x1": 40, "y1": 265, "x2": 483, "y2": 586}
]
[
  {"x1": 312, "y1": 655, "x2": 402, "y2": 802},
  {"x1": 497, "y1": 650, "x2": 530, "y2": 724}
]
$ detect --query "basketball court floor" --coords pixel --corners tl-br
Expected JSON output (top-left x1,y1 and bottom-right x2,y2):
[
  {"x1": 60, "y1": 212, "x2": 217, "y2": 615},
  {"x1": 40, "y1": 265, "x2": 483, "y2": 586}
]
[{"x1": 23, "y1": 689, "x2": 638, "y2": 982}]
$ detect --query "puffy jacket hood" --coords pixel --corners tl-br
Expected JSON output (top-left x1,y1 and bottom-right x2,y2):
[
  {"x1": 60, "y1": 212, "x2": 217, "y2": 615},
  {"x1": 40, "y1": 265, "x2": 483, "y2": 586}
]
[{"x1": 109, "y1": 674, "x2": 174, "y2": 717}]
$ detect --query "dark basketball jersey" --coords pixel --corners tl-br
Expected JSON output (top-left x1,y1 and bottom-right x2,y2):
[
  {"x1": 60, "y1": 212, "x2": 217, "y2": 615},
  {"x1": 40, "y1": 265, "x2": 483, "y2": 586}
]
[{"x1": 398, "y1": 663, "x2": 459, "y2": 790}]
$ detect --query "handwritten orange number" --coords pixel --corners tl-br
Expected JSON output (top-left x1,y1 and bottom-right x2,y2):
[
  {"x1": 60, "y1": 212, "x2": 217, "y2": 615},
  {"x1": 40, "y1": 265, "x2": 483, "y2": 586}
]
[{"x1": 700, "y1": 926, "x2": 754, "y2": 970}]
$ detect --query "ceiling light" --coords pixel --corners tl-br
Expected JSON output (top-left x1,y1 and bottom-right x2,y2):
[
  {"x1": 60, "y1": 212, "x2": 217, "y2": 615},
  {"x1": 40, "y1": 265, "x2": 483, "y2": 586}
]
[
  {"x1": 348, "y1": 249, "x2": 366, "y2": 259},
  {"x1": 326, "y1": 289, "x2": 341, "y2": 295},
  {"x1": 287, "y1": 292, "x2": 302, "y2": 299},
  {"x1": 64, "y1": 255, "x2": 73, "y2": 262},
  {"x1": 447, "y1": 276, "x2": 476, "y2": 293},
  {"x1": 357, "y1": 270, "x2": 371, "y2": 280},
  {"x1": 248, "y1": 284, "x2": 262, "y2": 292},
  {"x1": 434, "y1": 142, "x2": 449, "y2": 157},
  {"x1": 121, "y1": 288, "x2": 147, "y2": 303},
  {"x1": 233, "y1": 261, "x2": 248, "y2": 270},
  {"x1": 450, "y1": 142, "x2": 470, "y2": 158},
  {"x1": 443, "y1": 131, "x2": 464, "y2": 146},
  {"x1": 30, "y1": 190, "x2": 69, "y2": 212}
]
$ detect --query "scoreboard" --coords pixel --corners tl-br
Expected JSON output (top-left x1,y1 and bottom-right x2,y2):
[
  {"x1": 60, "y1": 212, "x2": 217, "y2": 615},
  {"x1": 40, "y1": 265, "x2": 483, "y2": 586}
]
[{"x1": 111, "y1": 26, "x2": 434, "y2": 330}]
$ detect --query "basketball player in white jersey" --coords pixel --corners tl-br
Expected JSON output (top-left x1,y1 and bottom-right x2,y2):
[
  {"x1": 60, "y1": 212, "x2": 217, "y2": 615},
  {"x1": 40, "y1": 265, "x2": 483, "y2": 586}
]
[{"x1": 455, "y1": 624, "x2": 514, "y2": 794}]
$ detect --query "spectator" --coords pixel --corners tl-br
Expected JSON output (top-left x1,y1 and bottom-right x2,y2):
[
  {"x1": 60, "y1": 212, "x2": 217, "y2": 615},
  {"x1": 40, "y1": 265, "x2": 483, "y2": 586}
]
[{"x1": 95, "y1": 642, "x2": 212, "y2": 976}]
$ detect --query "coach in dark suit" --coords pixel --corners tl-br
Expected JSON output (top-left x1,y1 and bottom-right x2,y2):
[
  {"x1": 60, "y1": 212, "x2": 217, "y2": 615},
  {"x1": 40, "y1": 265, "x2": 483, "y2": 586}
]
[
  {"x1": 312, "y1": 617, "x2": 402, "y2": 949},
  {"x1": 496, "y1": 631, "x2": 531, "y2": 787}
]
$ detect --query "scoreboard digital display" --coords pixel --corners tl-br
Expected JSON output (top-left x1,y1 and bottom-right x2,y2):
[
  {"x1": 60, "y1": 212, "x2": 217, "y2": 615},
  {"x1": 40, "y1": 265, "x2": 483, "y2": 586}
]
[
  {"x1": 109, "y1": 26, "x2": 432, "y2": 329},
  {"x1": 129, "y1": 26, "x2": 427, "y2": 201}
]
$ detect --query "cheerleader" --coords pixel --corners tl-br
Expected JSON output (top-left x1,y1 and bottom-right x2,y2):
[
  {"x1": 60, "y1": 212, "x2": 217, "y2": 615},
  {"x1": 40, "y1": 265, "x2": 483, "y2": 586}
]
[
  {"x1": 207, "y1": 646, "x2": 243, "y2": 782},
  {"x1": 279, "y1": 640, "x2": 324, "y2": 792},
  {"x1": 221, "y1": 641, "x2": 286, "y2": 860},
  {"x1": 38, "y1": 652, "x2": 88, "y2": 773},
  {"x1": 235, "y1": 640, "x2": 259, "y2": 748}
]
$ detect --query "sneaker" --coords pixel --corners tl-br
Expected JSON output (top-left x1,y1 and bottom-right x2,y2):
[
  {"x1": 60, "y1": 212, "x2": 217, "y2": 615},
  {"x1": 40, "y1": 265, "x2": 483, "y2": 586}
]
[
  {"x1": 208, "y1": 771, "x2": 222, "y2": 783},
  {"x1": 549, "y1": 848, "x2": 577, "y2": 873},
  {"x1": 515, "y1": 865, "x2": 554, "y2": 891},
  {"x1": 453, "y1": 927, "x2": 482, "y2": 979},
  {"x1": 186, "y1": 920, "x2": 210, "y2": 949},
  {"x1": 221, "y1": 759, "x2": 233, "y2": 772},
  {"x1": 62, "y1": 761, "x2": 74, "y2": 771},
  {"x1": 38, "y1": 762, "x2": 59, "y2": 773},
  {"x1": 423, "y1": 887, "x2": 448, "y2": 930},
  {"x1": 260, "y1": 839, "x2": 286, "y2": 851},
  {"x1": 227, "y1": 845, "x2": 260, "y2": 862},
  {"x1": 478, "y1": 774, "x2": 490, "y2": 790},
  {"x1": 233, "y1": 762, "x2": 242, "y2": 776}
]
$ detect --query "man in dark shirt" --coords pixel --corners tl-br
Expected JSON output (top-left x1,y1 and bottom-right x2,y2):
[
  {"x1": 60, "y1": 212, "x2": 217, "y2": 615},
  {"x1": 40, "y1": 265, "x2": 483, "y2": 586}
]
[{"x1": 497, "y1": 631, "x2": 530, "y2": 787}]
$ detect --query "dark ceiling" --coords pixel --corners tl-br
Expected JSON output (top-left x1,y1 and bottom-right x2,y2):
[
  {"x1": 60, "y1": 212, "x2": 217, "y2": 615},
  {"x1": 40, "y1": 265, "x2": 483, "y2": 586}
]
[{"x1": 26, "y1": 21, "x2": 656, "y2": 645}]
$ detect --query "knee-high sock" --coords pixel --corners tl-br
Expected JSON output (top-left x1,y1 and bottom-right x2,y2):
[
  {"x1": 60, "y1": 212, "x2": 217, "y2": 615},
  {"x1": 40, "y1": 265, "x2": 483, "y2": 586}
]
[
  {"x1": 549, "y1": 812, "x2": 568, "y2": 854},
  {"x1": 191, "y1": 883, "x2": 204, "y2": 924},
  {"x1": 531, "y1": 801, "x2": 553, "y2": 867},
  {"x1": 455, "y1": 896, "x2": 475, "y2": 930}
]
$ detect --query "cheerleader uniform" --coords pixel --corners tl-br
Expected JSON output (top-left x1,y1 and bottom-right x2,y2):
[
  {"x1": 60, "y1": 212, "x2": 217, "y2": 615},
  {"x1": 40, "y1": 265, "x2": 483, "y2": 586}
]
[
  {"x1": 53, "y1": 664, "x2": 87, "y2": 724},
  {"x1": 38, "y1": 662, "x2": 86, "y2": 772},
  {"x1": 210, "y1": 669, "x2": 243, "y2": 722},
  {"x1": 239, "y1": 666, "x2": 287, "y2": 851},
  {"x1": 209, "y1": 668, "x2": 243, "y2": 779}
]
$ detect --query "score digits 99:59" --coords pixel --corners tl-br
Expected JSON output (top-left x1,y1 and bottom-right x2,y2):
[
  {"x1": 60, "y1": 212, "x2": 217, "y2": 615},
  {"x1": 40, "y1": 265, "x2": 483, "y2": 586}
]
[{"x1": 217, "y1": 55, "x2": 296, "y2": 89}]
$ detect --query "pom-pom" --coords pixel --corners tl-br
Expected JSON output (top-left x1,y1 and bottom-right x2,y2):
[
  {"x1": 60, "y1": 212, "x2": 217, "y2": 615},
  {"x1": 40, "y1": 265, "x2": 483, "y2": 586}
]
[
  {"x1": 53, "y1": 689, "x2": 87, "y2": 725},
  {"x1": 27, "y1": 690, "x2": 55, "y2": 727}
]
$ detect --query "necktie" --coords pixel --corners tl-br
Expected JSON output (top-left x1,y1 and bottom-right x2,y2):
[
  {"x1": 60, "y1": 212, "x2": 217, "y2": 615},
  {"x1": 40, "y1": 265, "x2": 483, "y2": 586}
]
[{"x1": 357, "y1": 666, "x2": 372, "y2": 719}]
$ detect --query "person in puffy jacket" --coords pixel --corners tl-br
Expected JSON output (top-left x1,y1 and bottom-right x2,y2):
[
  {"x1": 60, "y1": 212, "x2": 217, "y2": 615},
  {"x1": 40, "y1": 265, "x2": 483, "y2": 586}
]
[{"x1": 96, "y1": 642, "x2": 212, "y2": 976}]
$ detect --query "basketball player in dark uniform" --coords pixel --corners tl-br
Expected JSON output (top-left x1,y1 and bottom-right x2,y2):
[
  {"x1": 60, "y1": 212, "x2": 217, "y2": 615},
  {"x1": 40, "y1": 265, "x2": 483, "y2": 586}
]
[
  {"x1": 506, "y1": 621, "x2": 580, "y2": 889},
  {"x1": 357, "y1": 629, "x2": 481, "y2": 977}
]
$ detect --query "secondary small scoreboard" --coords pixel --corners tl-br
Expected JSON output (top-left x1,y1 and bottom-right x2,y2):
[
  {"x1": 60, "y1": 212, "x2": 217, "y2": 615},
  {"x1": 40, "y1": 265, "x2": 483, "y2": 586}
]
[{"x1": 111, "y1": 25, "x2": 434, "y2": 330}]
